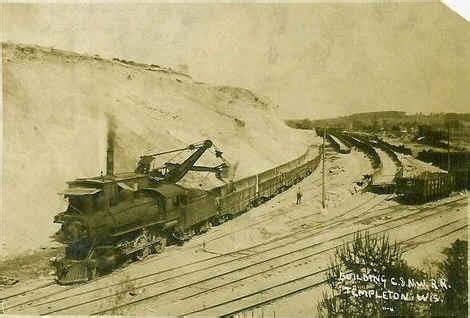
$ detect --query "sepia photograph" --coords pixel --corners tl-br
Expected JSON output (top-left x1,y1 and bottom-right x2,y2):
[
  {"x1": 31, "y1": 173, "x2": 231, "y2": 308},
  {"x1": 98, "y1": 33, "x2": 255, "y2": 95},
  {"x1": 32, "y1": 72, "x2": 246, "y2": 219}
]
[{"x1": 0, "y1": 1, "x2": 469, "y2": 317}]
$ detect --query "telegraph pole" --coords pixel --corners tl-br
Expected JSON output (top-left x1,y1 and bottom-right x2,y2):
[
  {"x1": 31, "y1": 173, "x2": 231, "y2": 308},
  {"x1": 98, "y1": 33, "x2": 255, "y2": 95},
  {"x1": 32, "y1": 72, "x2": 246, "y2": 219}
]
[
  {"x1": 447, "y1": 122, "x2": 451, "y2": 172},
  {"x1": 322, "y1": 127, "x2": 326, "y2": 209}
]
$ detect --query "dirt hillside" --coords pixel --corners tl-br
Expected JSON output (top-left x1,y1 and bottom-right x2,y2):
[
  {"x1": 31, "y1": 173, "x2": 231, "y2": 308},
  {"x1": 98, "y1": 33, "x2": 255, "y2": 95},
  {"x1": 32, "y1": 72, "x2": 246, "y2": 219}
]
[{"x1": 1, "y1": 42, "x2": 316, "y2": 257}]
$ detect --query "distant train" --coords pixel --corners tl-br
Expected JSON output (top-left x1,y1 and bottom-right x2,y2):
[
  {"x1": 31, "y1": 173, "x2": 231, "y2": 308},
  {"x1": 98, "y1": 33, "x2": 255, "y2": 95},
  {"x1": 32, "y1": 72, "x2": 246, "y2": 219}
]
[{"x1": 50, "y1": 135, "x2": 319, "y2": 284}]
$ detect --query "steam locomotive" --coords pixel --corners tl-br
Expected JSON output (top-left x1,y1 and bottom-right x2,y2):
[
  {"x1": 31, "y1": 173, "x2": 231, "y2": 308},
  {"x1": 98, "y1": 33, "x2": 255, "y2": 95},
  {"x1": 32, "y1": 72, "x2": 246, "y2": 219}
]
[{"x1": 50, "y1": 131, "x2": 319, "y2": 284}]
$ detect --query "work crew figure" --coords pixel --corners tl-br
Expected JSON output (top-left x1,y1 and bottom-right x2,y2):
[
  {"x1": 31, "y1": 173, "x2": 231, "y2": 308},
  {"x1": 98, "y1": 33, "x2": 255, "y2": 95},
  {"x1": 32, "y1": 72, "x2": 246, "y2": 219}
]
[{"x1": 296, "y1": 186, "x2": 303, "y2": 205}]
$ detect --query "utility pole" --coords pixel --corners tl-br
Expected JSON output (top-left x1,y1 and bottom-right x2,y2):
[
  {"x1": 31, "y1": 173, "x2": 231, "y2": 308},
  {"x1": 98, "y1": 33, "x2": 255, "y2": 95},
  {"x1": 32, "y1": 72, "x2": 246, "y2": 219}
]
[
  {"x1": 322, "y1": 127, "x2": 326, "y2": 209},
  {"x1": 447, "y1": 122, "x2": 451, "y2": 173}
]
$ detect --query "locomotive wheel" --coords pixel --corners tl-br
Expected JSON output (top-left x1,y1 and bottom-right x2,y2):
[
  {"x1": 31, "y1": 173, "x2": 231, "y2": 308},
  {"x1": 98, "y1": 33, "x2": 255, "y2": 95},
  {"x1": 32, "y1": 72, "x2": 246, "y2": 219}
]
[
  {"x1": 172, "y1": 232, "x2": 185, "y2": 246},
  {"x1": 214, "y1": 216, "x2": 223, "y2": 225},
  {"x1": 136, "y1": 246, "x2": 150, "y2": 261},
  {"x1": 197, "y1": 221, "x2": 210, "y2": 234},
  {"x1": 87, "y1": 265, "x2": 97, "y2": 281},
  {"x1": 152, "y1": 237, "x2": 166, "y2": 254},
  {"x1": 154, "y1": 243, "x2": 163, "y2": 254},
  {"x1": 216, "y1": 215, "x2": 225, "y2": 224}
]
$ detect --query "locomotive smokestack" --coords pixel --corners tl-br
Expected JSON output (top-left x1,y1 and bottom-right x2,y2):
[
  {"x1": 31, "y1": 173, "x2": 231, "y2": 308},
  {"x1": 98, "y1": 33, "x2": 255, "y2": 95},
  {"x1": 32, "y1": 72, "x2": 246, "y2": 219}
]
[{"x1": 106, "y1": 115, "x2": 116, "y2": 177}]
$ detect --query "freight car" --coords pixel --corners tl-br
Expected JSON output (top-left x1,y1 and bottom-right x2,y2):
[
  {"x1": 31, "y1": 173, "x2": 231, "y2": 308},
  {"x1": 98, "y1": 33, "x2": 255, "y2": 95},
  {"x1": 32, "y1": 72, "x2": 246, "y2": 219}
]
[
  {"x1": 211, "y1": 153, "x2": 319, "y2": 220},
  {"x1": 51, "y1": 138, "x2": 319, "y2": 284},
  {"x1": 395, "y1": 172, "x2": 455, "y2": 203}
]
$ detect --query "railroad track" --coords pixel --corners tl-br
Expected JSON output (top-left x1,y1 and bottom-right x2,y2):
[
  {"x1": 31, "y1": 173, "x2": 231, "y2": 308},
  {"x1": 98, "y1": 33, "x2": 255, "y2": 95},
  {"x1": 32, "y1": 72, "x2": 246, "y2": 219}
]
[
  {"x1": 7, "y1": 194, "x2": 466, "y2": 316},
  {"x1": 0, "y1": 281, "x2": 56, "y2": 302},
  {"x1": 99, "y1": 198, "x2": 467, "y2": 316},
  {"x1": 213, "y1": 220, "x2": 468, "y2": 318},
  {"x1": 169, "y1": 215, "x2": 467, "y2": 317},
  {"x1": 15, "y1": 195, "x2": 464, "y2": 315},
  {"x1": 2, "y1": 191, "x2": 388, "y2": 314}
]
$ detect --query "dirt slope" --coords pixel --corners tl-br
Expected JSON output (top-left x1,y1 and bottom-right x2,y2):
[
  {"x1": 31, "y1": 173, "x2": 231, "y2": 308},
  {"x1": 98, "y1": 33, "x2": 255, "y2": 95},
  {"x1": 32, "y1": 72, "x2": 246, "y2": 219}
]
[{"x1": 1, "y1": 42, "x2": 316, "y2": 257}]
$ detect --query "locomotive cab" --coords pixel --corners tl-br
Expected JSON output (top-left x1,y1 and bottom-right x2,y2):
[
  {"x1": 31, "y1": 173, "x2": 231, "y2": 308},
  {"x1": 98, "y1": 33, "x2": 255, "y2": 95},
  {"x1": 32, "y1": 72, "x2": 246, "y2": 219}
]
[{"x1": 66, "y1": 188, "x2": 104, "y2": 213}]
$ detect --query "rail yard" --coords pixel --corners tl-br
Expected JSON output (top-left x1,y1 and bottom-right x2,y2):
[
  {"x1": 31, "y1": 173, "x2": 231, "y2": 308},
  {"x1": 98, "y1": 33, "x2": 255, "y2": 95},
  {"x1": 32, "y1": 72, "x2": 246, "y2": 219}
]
[{"x1": 1, "y1": 130, "x2": 467, "y2": 317}]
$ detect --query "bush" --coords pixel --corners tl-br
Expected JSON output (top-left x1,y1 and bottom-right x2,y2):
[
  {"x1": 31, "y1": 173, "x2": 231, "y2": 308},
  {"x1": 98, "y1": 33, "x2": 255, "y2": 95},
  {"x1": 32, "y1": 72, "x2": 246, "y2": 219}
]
[
  {"x1": 430, "y1": 239, "x2": 468, "y2": 318},
  {"x1": 318, "y1": 232, "x2": 428, "y2": 317}
]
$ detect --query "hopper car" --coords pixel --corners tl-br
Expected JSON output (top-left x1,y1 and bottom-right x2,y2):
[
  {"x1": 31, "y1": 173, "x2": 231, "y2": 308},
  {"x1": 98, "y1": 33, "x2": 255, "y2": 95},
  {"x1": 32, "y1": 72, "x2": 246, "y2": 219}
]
[{"x1": 395, "y1": 172, "x2": 455, "y2": 203}]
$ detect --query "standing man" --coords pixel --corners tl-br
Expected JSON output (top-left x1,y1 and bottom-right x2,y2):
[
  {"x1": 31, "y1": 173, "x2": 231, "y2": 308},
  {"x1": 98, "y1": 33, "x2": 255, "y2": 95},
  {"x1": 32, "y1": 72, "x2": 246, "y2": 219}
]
[{"x1": 296, "y1": 186, "x2": 303, "y2": 205}]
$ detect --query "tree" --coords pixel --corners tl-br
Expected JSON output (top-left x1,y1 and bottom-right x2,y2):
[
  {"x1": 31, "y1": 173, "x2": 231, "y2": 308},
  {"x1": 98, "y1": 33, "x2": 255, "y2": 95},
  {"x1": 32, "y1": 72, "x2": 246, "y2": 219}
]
[
  {"x1": 284, "y1": 119, "x2": 313, "y2": 130},
  {"x1": 318, "y1": 232, "x2": 428, "y2": 317},
  {"x1": 430, "y1": 239, "x2": 468, "y2": 318}
]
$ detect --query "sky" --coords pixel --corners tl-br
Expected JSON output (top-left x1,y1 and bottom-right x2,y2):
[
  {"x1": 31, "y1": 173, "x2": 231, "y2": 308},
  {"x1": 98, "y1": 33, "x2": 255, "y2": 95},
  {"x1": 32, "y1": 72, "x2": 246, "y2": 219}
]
[{"x1": 1, "y1": 1, "x2": 470, "y2": 119}]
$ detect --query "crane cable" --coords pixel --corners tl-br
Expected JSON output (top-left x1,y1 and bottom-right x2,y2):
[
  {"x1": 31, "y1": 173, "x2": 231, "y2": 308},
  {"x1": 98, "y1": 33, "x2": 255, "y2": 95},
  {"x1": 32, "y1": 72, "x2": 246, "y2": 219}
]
[{"x1": 152, "y1": 148, "x2": 189, "y2": 170}]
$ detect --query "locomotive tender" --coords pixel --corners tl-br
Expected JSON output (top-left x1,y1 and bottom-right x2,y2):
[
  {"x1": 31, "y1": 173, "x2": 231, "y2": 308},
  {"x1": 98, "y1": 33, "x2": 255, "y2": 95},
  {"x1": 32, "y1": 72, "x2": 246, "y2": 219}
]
[{"x1": 50, "y1": 131, "x2": 319, "y2": 284}]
